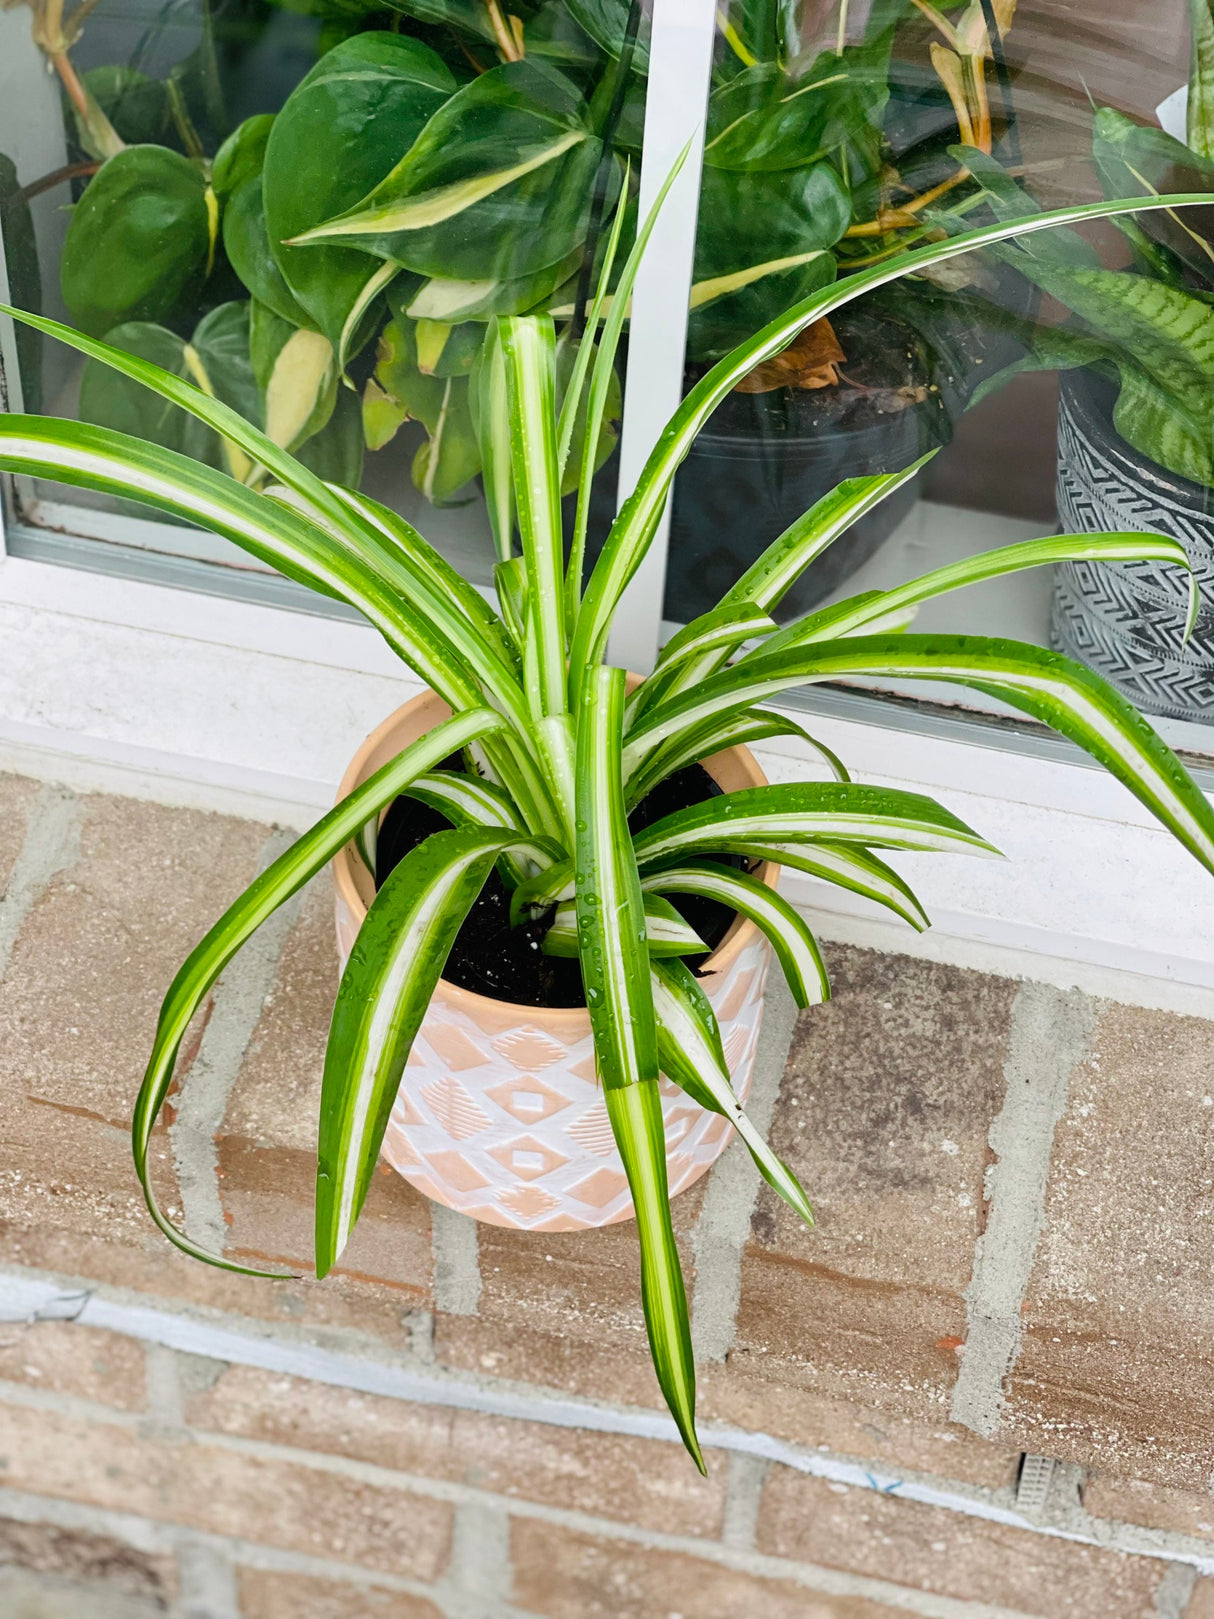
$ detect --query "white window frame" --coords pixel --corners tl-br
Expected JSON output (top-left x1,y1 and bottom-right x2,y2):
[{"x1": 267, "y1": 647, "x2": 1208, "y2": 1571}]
[{"x1": 1, "y1": 0, "x2": 1213, "y2": 1011}]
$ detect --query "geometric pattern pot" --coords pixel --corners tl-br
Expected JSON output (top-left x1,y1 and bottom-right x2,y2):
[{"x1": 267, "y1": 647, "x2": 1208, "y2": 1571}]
[
  {"x1": 1052, "y1": 367, "x2": 1214, "y2": 720},
  {"x1": 332, "y1": 688, "x2": 777, "y2": 1231}
]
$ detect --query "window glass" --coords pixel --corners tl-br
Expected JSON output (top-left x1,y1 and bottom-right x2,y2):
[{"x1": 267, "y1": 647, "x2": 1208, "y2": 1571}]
[
  {"x1": 667, "y1": 0, "x2": 1214, "y2": 728},
  {"x1": 0, "y1": 0, "x2": 645, "y2": 593}
]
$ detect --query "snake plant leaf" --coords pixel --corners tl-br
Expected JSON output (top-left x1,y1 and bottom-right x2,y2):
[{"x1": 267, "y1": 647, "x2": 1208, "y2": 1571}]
[
  {"x1": 1090, "y1": 107, "x2": 1214, "y2": 276},
  {"x1": 224, "y1": 176, "x2": 315, "y2": 331},
  {"x1": 765, "y1": 530, "x2": 1200, "y2": 654},
  {"x1": 317, "y1": 827, "x2": 516, "y2": 1273},
  {"x1": 291, "y1": 61, "x2": 602, "y2": 286},
  {"x1": 1191, "y1": 0, "x2": 1214, "y2": 158},
  {"x1": 686, "y1": 163, "x2": 847, "y2": 361},
  {"x1": 631, "y1": 781, "x2": 1001, "y2": 866},
  {"x1": 642, "y1": 861, "x2": 828, "y2": 1007},
  {"x1": 262, "y1": 33, "x2": 455, "y2": 349},
  {"x1": 633, "y1": 635, "x2": 1214, "y2": 878},
  {"x1": 563, "y1": 0, "x2": 650, "y2": 69},
  {"x1": 650, "y1": 958, "x2": 814, "y2": 1227},
  {"x1": 129, "y1": 707, "x2": 505, "y2": 1271},
  {"x1": 575, "y1": 669, "x2": 696, "y2": 1465},
  {"x1": 543, "y1": 893, "x2": 708, "y2": 957},
  {"x1": 211, "y1": 114, "x2": 275, "y2": 201},
  {"x1": 0, "y1": 155, "x2": 41, "y2": 411},
  {"x1": 61, "y1": 146, "x2": 213, "y2": 336},
  {"x1": 571, "y1": 190, "x2": 1214, "y2": 685},
  {"x1": 726, "y1": 841, "x2": 931, "y2": 932}
]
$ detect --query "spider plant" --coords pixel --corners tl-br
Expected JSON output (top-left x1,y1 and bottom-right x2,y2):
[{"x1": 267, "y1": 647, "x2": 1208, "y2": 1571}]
[{"x1": 2, "y1": 181, "x2": 1213, "y2": 1471}]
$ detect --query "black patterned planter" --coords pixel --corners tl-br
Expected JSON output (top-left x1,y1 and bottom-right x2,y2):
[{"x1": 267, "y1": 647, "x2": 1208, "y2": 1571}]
[{"x1": 1052, "y1": 367, "x2": 1214, "y2": 720}]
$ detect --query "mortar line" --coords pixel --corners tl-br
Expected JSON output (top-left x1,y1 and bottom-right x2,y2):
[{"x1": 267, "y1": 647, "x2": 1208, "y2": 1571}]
[
  {"x1": 0, "y1": 1468, "x2": 1087, "y2": 1619},
  {"x1": 176, "y1": 1539, "x2": 241, "y2": 1619},
  {"x1": 1154, "y1": 1562, "x2": 1198, "y2": 1618},
  {"x1": 168, "y1": 829, "x2": 301, "y2": 1253},
  {"x1": 0, "y1": 1356, "x2": 1211, "y2": 1583},
  {"x1": 951, "y1": 981, "x2": 1097, "y2": 1438},
  {"x1": 431, "y1": 1203, "x2": 482, "y2": 1318},
  {"x1": 0, "y1": 783, "x2": 83, "y2": 982},
  {"x1": 690, "y1": 973, "x2": 799, "y2": 1362}
]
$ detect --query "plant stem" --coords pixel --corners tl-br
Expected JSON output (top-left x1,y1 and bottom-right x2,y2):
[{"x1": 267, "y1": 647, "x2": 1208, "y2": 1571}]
[
  {"x1": 967, "y1": 51, "x2": 992, "y2": 152},
  {"x1": 483, "y1": 0, "x2": 524, "y2": 61},
  {"x1": 835, "y1": 0, "x2": 849, "y2": 54},
  {"x1": 844, "y1": 168, "x2": 971, "y2": 236},
  {"x1": 909, "y1": 0, "x2": 963, "y2": 50},
  {"x1": 17, "y1": 158, "x2": 100, "y2": 202}
]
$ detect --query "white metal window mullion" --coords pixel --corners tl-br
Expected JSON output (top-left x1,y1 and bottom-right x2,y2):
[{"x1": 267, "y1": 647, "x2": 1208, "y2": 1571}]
[{"x1": 605, "y1": 0, "x2": 717, "y2": 676}]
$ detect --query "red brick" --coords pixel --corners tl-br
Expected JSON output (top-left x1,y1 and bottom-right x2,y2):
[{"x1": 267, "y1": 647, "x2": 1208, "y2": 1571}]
[
  {"x1": 0, "y1": 1401, "x2": 452, "y2": 1577},
  {"x1": 758, "y1": 1467, "x2": 1166, "y2": 1617},
  {"x1": 510, "y1": 1520, "x2": 909, "y2": 1619},
  {"x1": 734, "y1": 948, "x2": 1014, "y2": 1426},
  {"x1": 184, "y1": 1363, "x2": 725, "y2": 1537},
  {"x1": 1186, "y1": 1579, "x2": 1214, "y2": 1617},
  {"x1": 0, "y1": 1515, "x2": 175, "y2": 1602},
  {"x1": 1084, "y1": 1473, "x2": 1214, "y2": 1540},
  {"x1": 238, "y1": 1568, "x2": 443, "y2": 1619},
  {"x1": 697, "y1": 1369, "x2": 1019, "y2": 1491},
  {"x1": 0, "y1": 1322, "x2": 145, "y2": 1410},
  {"x1": 1007, "y1": 1001, "x2": 1214, "y2": 1487}
]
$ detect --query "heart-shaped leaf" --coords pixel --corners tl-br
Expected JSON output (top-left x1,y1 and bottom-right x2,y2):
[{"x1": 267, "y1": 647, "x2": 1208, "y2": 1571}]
[
  {"x1": 262, "y1": 33, "x2": 454, "y2": 348},
  {"x1": 61, "y1": 146, "x2": 213, "y2": 336}
]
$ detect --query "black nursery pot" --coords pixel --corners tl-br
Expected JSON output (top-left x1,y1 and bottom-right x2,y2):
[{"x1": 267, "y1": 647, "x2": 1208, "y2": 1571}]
[
  {"x1": 1052, "y1": 367, "x2": 1214, "y2": 720},
  {"x1": 663, "y1": 390, "x2": 924, "y2": 624}
]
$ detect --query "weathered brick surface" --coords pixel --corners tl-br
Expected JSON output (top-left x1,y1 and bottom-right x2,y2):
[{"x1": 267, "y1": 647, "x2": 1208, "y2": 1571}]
[
  {"x1": 0, "y1": 772, "x2": 39, "y2": 891},
  {"x1": 219, "y1": 878, "x2": 434, "y2": 1298},
  {"x1": 0, "y1": 1321, "x2": 145, "y2": 1411},
  {"x1": 510, "y1": 1520, "x2": 907, "y2": 1619},
  {"x1": 1084, "y1": 1473, "x2": 1214, "y2": 1539},
  {"x1": 697, "y1": 1370, "x2": 1020, "y2": 1490},
  {"x1": 1007, "y1": 1000, "x2": 1214, "y2": 1487},
  {"x1": 238, "y1": 1569, "x2": 444, "y2": 1619},
  {"x1": 184, "y1": 1363, "x2": 726, "y2": 1537},
  {"x1": 0, "y1": 1402, "x2": 452, "y2": 1577},
  {"x1": 441, "y1": 1177, "x2": 707, "y2": 1412},
  {"x1": 0, "y1": 1514, "x2": 175, "y2": 1602},
  {"x1": 732, "y1": 948, "x2": 1015, "y2": 1425},
  {"x1": 757, "y1": 1467, "x2": 1166, "y2": 1617},
  {"x1": 1185, "y1": 1579, "x2": 1214, "y2": 1617},
  {"x1": 0, "y1": 1564, "x2": 167, "y2": 1618}
]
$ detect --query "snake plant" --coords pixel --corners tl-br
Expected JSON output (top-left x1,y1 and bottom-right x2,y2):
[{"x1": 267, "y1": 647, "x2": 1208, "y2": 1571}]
[{"x1": 2, "y1": 185, "x2": 1213, "y2": 1470}]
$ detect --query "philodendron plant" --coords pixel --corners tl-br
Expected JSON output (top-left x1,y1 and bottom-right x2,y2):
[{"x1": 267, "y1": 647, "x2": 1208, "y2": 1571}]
[{"x1": 3, "y1": 185, "x2": 1214, "y2": 1469}]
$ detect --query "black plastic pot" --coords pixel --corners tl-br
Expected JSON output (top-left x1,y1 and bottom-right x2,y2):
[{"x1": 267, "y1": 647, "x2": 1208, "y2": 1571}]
[{"x1": 1052, "y1": 367, "x2": 1214, "y2": 721}]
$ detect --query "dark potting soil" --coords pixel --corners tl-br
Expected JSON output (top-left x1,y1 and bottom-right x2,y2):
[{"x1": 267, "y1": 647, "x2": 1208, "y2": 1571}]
[{"x1": 375, "y1": 759, "x2": 742, "y2": 1009}]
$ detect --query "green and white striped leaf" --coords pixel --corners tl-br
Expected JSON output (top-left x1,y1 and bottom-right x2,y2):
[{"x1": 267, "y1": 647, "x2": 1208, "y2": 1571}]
[
  {"x1": 500, "y1": 316, "x2": 568, "y2": 717},
  {"x1": 402, "y1": 768, "x2": 546, "y2": 890},
  {"x1": 631, "y1": 782, "x2": 1001, "y2": 868},
  {"x1": 625, "y1": 708, "x2": 849, "y2": 809},
  {"x1": 603, "y1": 1079, "x2": 703, "y2": 1471},
  {"x1": 643, "y1": 861, "x2": 828, "y2": 1007},
  {"x1": 494, "y1": 555, "x2": 529, "y2": 650},
  {"x1": 627, "y1": 637, "x2": 1214, "y2": 879},
  {"x1": 651, "y1": 959, "x2": 813, "y2": 1226},
  {"x1": 475, "y1": 324, "x2": 515, "y2": 566},
  {"x1": 510, "y1": 856, "x2": 575, "y2": 924},
  {"x1": 543, "y1": 893, "x2": 708, "y2": 957},
  {"x1": 555, "y1": 167, "x2": 629, "y2": 490},
  {"x1": 317, "y1": 827, "x2": 515, "y2": 1274},
  {"x1": 761, "y1": 530, "x2": 1199, "y2": 655},
  {"x1": 130, "y1": 708, "x2": 506, "y2": 1273},
  {"x1": 569, "y1": 192, "x2": 1214, "y2": 685},
  {"x1": 575, "y1": 664, "x2": 701, "y2": 1468},
  {"x1": 727, "y1": 842, "x2": 931, "y2": 933}
]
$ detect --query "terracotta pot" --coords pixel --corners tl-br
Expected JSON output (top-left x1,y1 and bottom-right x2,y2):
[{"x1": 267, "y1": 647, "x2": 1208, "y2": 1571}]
[{"x1": 332, "y1": 688, "x2": 778, "y2": 1233}]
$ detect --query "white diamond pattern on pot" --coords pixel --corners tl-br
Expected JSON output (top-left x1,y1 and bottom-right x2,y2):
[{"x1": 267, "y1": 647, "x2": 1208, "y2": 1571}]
[{"x1": 368, "y1": 931, "x2": 772, "y2": 1231}]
